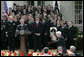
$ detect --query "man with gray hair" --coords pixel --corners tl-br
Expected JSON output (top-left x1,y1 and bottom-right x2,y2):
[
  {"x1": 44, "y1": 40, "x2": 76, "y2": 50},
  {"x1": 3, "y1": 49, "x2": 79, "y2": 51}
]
[
  {"x1": 15, "y1": 19, "x2": 29, "y2": 55},
  {"x1": 55, "y1": 31, "x2": 67, "y2": 54},
  {"x1": 5, "y1": 15, "x2": 17, "y2": 52},
  {"x1": 42, "y1": 47, "x2": 51, "y2": 56},
  {"x1": 70, "y1": 46, "x2": 76, "y2": 52},
  {"x1": 57, "y1": 46, "x2": 64, "y2": 56},
  {"x1": 70, "y1": 46, "x2": 80, "y2": 56}
]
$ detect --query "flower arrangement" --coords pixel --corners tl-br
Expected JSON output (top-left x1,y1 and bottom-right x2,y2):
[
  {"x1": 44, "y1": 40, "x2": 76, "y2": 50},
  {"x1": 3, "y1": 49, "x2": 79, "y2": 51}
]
[{"x1": 1, "y1": 49, "x2": 71, "y2": 56}]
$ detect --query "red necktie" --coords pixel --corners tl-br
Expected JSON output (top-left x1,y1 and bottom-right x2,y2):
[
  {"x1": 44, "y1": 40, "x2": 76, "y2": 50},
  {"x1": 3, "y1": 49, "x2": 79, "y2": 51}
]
[{"x1": 36, "y1": 23, "x2": 38, "y2": 28}]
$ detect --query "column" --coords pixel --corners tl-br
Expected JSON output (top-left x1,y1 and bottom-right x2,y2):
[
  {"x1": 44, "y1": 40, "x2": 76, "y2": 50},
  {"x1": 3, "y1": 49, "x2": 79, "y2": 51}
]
[
  {"x1": 34, "y1": 1, "x2": 38, "y2": 7},
  {"x1": 7, "y1": 1, "x2": 13, "y2": 12},
  {"x1": 53, "y1": 1, "x2": 55, "y2": 10},
  {"x1": 57, "y1": 1, "x2": 60, "y2": 10}
]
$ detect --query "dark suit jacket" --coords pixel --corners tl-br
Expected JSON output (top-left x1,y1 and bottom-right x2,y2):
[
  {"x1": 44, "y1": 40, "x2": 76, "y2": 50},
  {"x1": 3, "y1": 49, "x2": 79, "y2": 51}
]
[
  {"x1": 56, "y1": 36, "x2": 66, "y2": 47},
  {"x1": 15, "y1": 24, "x2": 29, "y2": 41},
  {"x1": 56, "y1": 36, "x2": 67, "y2": 53},
  {"x1": 16, "y1": 24, "x2": 29, "y2": 35},
  {"x1": 26, "y1": 9, "x2": 32, "y2": 14},
  {"x1": 56, "y1": 25, "x2": 61, "y2": 31},
  {"x1": 5, "y1": 21, "x2": 16, "y2": 37},
  {"x1": 68, "y1": 26, "x2": 77, "y2": 40},
  {"x1": 1, "y1": 24, "x2": 6, "y2": 41},
  {"x1": 32, "y1": 21, "x2": 43, "y2": 34},
  {"x1": 60, "y1": 26, "x2": 68, "y2": 39},
  {"x1": 12, "y1": 9, "x2": 18, "y2": 15},
  {"x1": 16, "y1": 24, "x2": 28, "y2": 30},
  {"x1": 75, "y1": 52, "x2": 80, "y2": 56}
]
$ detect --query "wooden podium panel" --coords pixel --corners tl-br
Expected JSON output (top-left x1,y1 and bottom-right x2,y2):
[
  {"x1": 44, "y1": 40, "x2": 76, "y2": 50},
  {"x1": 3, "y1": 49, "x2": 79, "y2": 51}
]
[{"x1": 20, "y1": 36, "x2": 27, "y2": 55}]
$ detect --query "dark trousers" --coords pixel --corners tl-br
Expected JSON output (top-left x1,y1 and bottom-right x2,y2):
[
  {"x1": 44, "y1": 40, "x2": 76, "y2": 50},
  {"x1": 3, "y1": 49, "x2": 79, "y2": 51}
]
[
  {"x1": 33, "y1": 35, "x2": 42, "y2": 51},
  {"x1": 42, "y1": 35, "x2": 48, "y2": 47},
  {"x1": 1, "y1": 36, "x2": 7, "y2": 49},
  {"x1": 8, "y1": 37, "x2": 15, "y2": 52},
  {"x1": 14, "y1": 35, "x2": 20, "y2": 49},
  {"x1": 67, "y1": 38, "x2": 75, "y2": 49},
  {"x1": 25, "y1": 37, "x2": 29, "y2": 53},
  {"x1": 28, "y1": 35, "x2": 33, "y2": 49}
]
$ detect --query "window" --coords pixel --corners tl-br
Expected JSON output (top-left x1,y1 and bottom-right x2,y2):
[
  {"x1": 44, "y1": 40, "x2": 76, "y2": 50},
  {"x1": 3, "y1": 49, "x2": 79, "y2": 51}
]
[
  {"x1": 74, "y1": 1, "x2": 83, "y2": 24},
  {"x1": 27, "y1": 1, "x2": 34, "y2": 6},
  {"x1": 38, "y1": 1, "x2": 45, "y2": 6}
]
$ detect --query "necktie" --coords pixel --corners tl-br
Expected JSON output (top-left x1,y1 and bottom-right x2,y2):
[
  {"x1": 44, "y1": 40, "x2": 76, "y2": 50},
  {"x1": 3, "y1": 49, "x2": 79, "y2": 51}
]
[{"x1": 36, "y1": 23, "x2": 38, "y2": 28}]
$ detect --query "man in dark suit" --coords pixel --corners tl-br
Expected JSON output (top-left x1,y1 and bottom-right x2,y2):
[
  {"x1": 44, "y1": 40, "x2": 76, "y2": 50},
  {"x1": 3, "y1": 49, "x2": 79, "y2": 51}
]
[
  {"x1": 2, "y1": 16, "x2": 8, "y2": 49},
  {"x1": 26, "y1": 6, "x2": 32, "y2": 14},
  {"x1": 47, "y1": 5, "x2": 51, "y2": 14},
  {"x1": 1, "y1": 20, "x2": 6, "y2": 49},
  {"x1": 2, "y1": 16, "x2": 8, "y2": 25},
  {"x1": 27, "y1": 17, "x2": 34, "y2": 49},
  {"x1": 70, "y1": 46, "x2": 80, "y2": 56},
  {"x1": 60, "y1": 23, "x2": 67, "y2": 39},
  {"x1": 43, "y1": 18, "x2": 53, "y2": 42},
  {"x1": 23, "y1": 8, "x2": 27, "y2": 15},
  {"x1": 12, "y1": 4, "x2": 18, "y2": 15},
  {"x1": 67, "y1": 21, "x2": 77, "y2": 49},
  {"x1": 56, "y1": 20, "x2": 61, "y2": 31},
  {"x1": 5, "y1": 16, "x2": 17, "y2": 52},
  {"x1": 56, "y1": 31, "x2": 67, "y2": 54},
  {"x1": 14, "y1": 16, "x2": 20, "y2": 49},
  {"x1": 15, "y1": 19, "x2": 29, "y2": 55},
  {"x1": 32, "y1": 17, "x2": 43, "y2": 52},
  {"x1": 60, "y1": 23, "x2": 69, "y2": 49}
]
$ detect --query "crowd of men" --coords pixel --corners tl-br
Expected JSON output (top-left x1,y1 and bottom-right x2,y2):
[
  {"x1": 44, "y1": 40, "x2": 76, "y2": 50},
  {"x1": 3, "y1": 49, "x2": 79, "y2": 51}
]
[
  {"x1": 1, "y1": 3, "x2": 78, "y2": 53},
  {"x1": 42, "y1": 45, "x2": 80, "y2": 56}
]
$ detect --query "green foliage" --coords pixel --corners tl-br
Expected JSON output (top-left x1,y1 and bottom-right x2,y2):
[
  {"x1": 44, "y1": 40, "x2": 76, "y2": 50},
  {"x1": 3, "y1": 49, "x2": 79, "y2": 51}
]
[{"x1": 75, "y1": 28, "x2": 83, "y2": 50}]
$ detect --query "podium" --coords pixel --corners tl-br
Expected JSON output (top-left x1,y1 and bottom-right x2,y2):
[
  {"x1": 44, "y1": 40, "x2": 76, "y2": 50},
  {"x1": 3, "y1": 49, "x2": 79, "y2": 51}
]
[
  {"x1": 20, "y1": 35, "x2": 27, "y2": 55},
  {"x1": 16, "y1": 30, "x2": 28, "y2": 55}
]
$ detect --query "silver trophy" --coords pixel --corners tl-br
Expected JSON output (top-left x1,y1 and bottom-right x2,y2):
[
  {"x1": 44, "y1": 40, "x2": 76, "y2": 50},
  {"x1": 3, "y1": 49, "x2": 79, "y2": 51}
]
[{"x1": 50, "y1": 27, "x2": 57, "y2": 42}]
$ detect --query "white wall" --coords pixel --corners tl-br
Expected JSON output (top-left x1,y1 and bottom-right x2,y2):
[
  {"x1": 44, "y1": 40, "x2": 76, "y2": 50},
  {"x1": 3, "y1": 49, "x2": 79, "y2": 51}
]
[
  {"x1": 45, "y1": 1, "x2": 56, "y2": 9},
  {"x1": 1, "y1": 1, "x2": 4, "y2": 18},
  {"x1": 7, "y1": 1, "x2": 13, "y2": 9},
  {"x1": 59, "y1": 1, "x2": 75, "y2": 23},
  {"x1": 57, "y1": 1, "x2": 60, "y2": 10},
  {"x1": 34, "y1": 1, "x2": 38, "y2": 7},
  {"x1": 45, "y1": 1, "x2": 53, "y2": 6},
  {"x1": 13, "y1": 1, "x2": 27, "y2": 6}
]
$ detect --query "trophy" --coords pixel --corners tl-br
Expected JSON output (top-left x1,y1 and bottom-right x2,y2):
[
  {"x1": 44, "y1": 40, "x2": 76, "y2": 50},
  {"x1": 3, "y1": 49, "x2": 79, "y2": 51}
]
[{"x1": 50, "y1": 27, "x2": 57, "y2": 42}]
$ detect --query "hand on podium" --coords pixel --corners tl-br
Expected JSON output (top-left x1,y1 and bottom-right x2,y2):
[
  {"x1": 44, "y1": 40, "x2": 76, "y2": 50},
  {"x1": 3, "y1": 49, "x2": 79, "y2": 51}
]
[
  {"x1": 15, "y1": 34, "x2": 17, "y2": 37},
  {"x1": 35, "y1": 33, "x2": 40, "y2": 36},
  {"x1": 6, "y1": 34, "x2": 8, "y2": 37}
]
